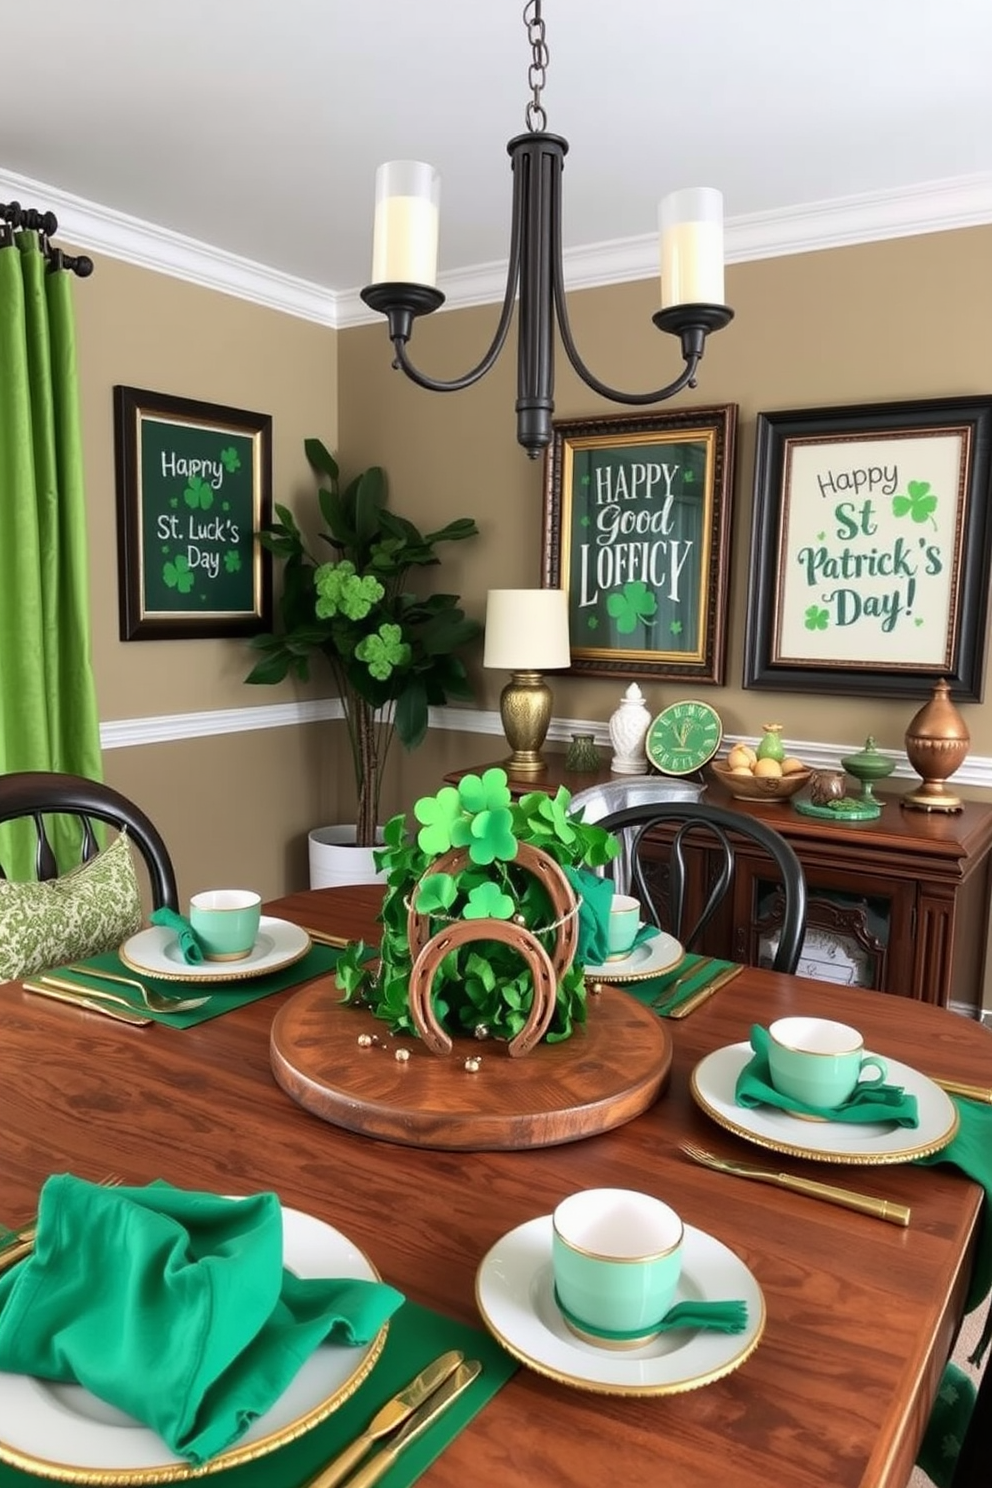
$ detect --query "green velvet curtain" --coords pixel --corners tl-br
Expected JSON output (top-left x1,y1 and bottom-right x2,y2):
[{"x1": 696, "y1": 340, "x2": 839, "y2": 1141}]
[{"x1": 0, "y1": 230, "x2": 102, "y2": 879}]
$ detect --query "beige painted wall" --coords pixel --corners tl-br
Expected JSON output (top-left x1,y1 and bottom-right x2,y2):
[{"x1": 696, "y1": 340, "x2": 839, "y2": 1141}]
[{"x1": 69, "y1": 227, "x2": 992, "y2": 926}]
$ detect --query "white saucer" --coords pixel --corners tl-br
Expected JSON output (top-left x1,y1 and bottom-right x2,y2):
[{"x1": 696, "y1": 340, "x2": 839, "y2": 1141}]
[
  {"x1": 120, "y1": 917, "x2": 311, "y2": 983},
  {"x1": 583, "y1": 930, "x2": 683, "y2": 983},
  {"x1": 691, "y1": 1042, "x2": 959, "y2": 1164},
  {"x1": 0, "y1": 1206, "x2": 387, "y2": 1483},
  {"x1": 475, "y1": 1215, "x2": 764, "y2": 1395}
]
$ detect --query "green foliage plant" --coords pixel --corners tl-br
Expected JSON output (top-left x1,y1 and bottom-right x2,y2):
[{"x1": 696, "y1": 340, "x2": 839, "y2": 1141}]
[
  {"x1": 334, "y1": 767, "x2": 620, "y2": 1047},
  {"x1": 245, "y1": 439, "x2": 481, "y2": 846}
]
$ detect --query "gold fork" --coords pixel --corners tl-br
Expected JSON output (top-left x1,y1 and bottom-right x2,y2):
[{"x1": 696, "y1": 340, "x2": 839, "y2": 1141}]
[
  {"x1": 59, "y1": 965, "x2": 209, "y2": 1013},
  {"x1": 0, "y1": 1174, "x2": 123, "y2": 1271},
  {"x1": 680, "y1": 1141, "x2": 911, "y2": 1226}
]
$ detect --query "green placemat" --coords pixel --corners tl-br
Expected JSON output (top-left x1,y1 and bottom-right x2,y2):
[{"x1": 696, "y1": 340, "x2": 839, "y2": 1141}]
[
  {"x1": 620, "y1": 953, "x2": 737, "y2": 1016},
  {"x1": 0, "y1": 1299, "x2": 516, "y2": 1488},
  {"x1": 45, "y1": 944, "x2": 342, "y2": 1028}
]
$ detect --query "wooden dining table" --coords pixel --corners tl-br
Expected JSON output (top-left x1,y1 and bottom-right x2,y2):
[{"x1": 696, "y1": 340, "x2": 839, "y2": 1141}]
[{"x1": 2, "y1": 882, "x2": 991, "y2": 1488}]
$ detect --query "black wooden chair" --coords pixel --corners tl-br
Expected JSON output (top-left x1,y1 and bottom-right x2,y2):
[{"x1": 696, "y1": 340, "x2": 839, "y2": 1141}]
[
  {"x1": 592, "y1": 799, "x2": 808, "y2": 974},
  {"x1": 0, "y1": 771, "x2": 179, "y2": 910}
]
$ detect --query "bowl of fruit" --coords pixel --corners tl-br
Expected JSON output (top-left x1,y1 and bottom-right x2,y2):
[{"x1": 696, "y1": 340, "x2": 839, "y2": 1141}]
[{"x1": 710, "y1": 726, "x2": 812, "y2": 802}]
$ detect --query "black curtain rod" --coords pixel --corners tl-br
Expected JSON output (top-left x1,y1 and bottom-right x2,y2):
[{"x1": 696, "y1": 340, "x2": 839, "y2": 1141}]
[{"x1": 0, "y1": 199, "x2": 94, "y2": 278}]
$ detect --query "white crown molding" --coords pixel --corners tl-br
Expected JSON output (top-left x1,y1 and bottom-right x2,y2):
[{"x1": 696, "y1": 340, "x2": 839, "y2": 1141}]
[
  {"x1": 5, "y1": 165, "x2": 992, "y2": 331},
  {"x1": 100, "y1": 700, "x2": 992, "y2": 792}
]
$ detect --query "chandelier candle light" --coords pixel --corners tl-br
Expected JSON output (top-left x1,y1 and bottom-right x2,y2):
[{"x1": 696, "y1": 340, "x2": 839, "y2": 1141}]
[
  {"x1": 360, "y1": 1, "x2": 733, "y2": 459},
  {"x1": 484, "y1": 589, "x2": 571, "y2": 775}
]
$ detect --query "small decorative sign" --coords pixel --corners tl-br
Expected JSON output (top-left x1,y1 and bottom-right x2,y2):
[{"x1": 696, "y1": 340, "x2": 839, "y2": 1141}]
[
  {"x1": 542, "y1": 407, "x2": 737, "y2": 683},
  {"x1": 113, "y1": 386, "x2": 272, "y2": 640},
  {"x1": 744, "y1": 396, "x2": 992, "y2": 700}
]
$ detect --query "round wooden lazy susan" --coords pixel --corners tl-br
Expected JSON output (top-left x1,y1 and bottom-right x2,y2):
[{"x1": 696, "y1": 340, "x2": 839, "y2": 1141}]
[{"x1": 270, "y1": 979, "x2": 672, "y2": 1151}]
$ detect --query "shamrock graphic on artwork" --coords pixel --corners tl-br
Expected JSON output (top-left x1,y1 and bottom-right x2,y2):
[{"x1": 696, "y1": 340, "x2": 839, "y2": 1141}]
[
  {"x1": 163, "y1": 555, "x2": 195, "y2": 594},
  {"x1": 219, "y1": 447, "x2": 241, "y2": 474},
  {"x1": 892, "y1": 479, "x2": 938, "y2": 530},
  {"x1": 183, "y1": 476, "x2": 214, "y2": 512},
  {"x1": 224, "y1": 550, "x2": 242, "y2": 574},
  {"x1": 804, "y1": 605, "x2": 830, "y2": 632},
  {"x1": 607, "y1": 581, "x2": 657, "y2": 634}
]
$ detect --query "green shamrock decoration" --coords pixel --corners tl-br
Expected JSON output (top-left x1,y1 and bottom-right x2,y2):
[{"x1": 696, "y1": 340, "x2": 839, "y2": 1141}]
[
  {"x1": 804, "y1": 605, "x2": 830, "y2": 631},
  {"x1": 314, "y1": 560, "x2": 385, "y2": 621},
  {"x1": 183, "y1": 476, "x2": 214, "y2": 512},
  {"x1": 669, "y1": 618, "x2": 683, "y2": 637},
  {"x1": 162, "y1": 555, "x2": 194, "y2": 594},
  {"x1": 219, "y1": 447, "x2": 241, "y2": 473},
  {"x1": 892, "y1": 479, "x2": 938, "y2": 529},
  {"x1": 355, "y1": 623, "x2": 412, "y2": 681},
  {"x1": 224, "y1": 550, "x2": 242, "y2": 573},
  {"x1": 334, "y1": 767, "x2": 619, "y2": 1047},
  {"x1": 607, "y1": 580, "x2": 657, "y2": 634}
]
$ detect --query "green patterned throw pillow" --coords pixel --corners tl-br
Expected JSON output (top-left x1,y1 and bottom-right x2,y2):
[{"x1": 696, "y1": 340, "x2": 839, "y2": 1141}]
[{"x1": 0, "y1": 832, "x2": 143, "y2": 982}]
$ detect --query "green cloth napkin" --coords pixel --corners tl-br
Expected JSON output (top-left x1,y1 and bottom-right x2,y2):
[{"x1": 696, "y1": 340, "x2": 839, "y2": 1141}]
[
  {"x1": 563, "y1": 866, "x2": 656, "y2": 965},
  {"x1": 0, "y1": 1177, "x2": 404, "y2": 1466},
  {"x1": 554, "y1": 1288, "x2": 748, "y2": 1342},
  {"x1": 916, "y1": 1096, "x2": 992, "y2": 1365},
  {"x1": 149, "y1": 906, "x2": 205, "y2": 963},
  {"x1": 49, "y1": 943, "x2": 342, "y2": 1027},
  {"x1": 735, "y1": 1025, "x2": 920, "y2": 1126},
  {"x1": 621, "y1": 952, "x2": 737, "y2": 1016},
  {"x1": 0, "y1": 1298, "x2": 517, "y2": 1488}
]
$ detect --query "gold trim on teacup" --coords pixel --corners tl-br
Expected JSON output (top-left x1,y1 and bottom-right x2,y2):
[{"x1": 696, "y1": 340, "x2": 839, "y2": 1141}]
[
  {"x1": 560, "y1": 1314, "x2": 663, "y2": 1351},
  {"x1": 768, "y1": 1021, "x2": 862, "y2": 1057},
  {"x1": 552, "y1": 1219, "x2": 684, "y2": 1265}
]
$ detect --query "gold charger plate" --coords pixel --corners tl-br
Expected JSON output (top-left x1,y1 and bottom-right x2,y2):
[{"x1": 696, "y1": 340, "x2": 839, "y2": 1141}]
[
  {"x1": 690, "y1": 1042, "x2": 959, "y2": 1165},
  {"x1": 0, "y1": 1206, "x2": 387, "y2": 1484}
]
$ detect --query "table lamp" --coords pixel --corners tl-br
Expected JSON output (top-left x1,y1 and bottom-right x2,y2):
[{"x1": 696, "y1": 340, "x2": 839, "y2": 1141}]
[{"x1": 483, "y1": 589, "x2": 571, "y2": 775}]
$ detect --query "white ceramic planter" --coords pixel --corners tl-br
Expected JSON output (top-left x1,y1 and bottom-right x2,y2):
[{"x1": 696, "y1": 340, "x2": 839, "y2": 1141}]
[{"x1": 307, "y1": 825, "x2": 386, "y2": 890}]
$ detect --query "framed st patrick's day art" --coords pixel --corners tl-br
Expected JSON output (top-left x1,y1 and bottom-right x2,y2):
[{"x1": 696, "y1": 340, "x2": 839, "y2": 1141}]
[
  {"x1": 542, "y1": 406, "x2": 737, "y2": 683},
  {"x1": 743, "y1": 395, "x2": 992, "y2": 701},
  {"x1": 114, "y1": 386, "x2": 272, "y2": 640}
]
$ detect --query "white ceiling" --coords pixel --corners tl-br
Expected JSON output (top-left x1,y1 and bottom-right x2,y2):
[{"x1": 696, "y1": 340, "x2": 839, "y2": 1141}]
[{"x1": 3, "y1": 0, "x2": 992, "y2": 317}]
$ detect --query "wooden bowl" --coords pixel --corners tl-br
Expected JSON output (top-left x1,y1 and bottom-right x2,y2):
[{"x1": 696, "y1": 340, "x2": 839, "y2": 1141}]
[{"x1": 710, "y1": 760, "x2": 813, "y2": 802}]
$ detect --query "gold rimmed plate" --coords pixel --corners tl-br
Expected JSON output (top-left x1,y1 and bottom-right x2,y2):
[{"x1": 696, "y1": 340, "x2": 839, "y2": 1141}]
[
  {"x1": 690, "y1": 1043, "x2": 959, "y2": 1165},
  {"x1": 582, "y1": 931, "x2": 683, "y2": 984},
  {"x1": 475, "y1": 1215, "x2": 764, "y2": 1396},
  {"x1": 120, "y1": 918, "x2": 311, "y2": 984},
  {"x1": 0, "y1": 1206, "x2": 388, "y2": 1484}
]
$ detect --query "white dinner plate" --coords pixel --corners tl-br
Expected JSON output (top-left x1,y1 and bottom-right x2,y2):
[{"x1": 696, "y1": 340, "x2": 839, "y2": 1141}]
[
  {"x1": 582, "y1": 930, "x2": 683, "y2": 983},
  {"x1": 120, "y1": 917, "x2": 311, "y2": 983},
  {"x1": 0, "y1": 1206, "x2": 388, "y2": 1484},
  {"x1": 691, "y1": 1042, "x2": 959, "y2": 1165},
  {"x1": 475, "y1": 1215, "x2": 764, "y2": 1396}
]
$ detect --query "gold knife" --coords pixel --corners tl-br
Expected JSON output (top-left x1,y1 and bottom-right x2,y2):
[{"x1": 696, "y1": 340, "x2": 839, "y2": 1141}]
[
  {"x1": 932, "y1": 1077, "x2": 992, "y2": 1105},
  {"x1": 651, "y1": 955, "x2": 718, "y2": 1008},
  {"x1": 682, "y1": 1144, "x2": 911, "y2": 1226},
  {"x1": 22, "y1": 980, "x2": 152, "y2": 1026},
  {"x1": 328, "y1": 1360, "x2": 481, "y2": 1488},
  {"x1": 304, "y1": 1350, "x2": 465, "y2": 1488},
  {"x1": 668, "y1": 963, "x2": 744, "y2": 1019},
  {"x1": 301, "y1": 927, "x2": 352, "y2": 948}
]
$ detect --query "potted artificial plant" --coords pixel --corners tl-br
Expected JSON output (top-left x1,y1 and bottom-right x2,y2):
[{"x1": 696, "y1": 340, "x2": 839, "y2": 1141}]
[{"x1": 245, "y1": 438, "x2": 481, "y2": 883}]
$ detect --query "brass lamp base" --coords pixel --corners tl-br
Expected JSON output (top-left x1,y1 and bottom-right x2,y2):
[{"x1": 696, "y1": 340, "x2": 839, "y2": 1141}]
[
  {"x1": 902, "y1": 679, "x2": 970, "y2": 815},
  {"x1": 499, "y1": 670, "x2": 553, "y2": 775},
  {"x1": 902, "y1": 782, "x2": 964, "y2": 813}
]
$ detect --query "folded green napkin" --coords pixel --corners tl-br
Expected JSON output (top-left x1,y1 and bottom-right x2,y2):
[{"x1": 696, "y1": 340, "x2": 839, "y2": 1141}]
[
  {"x1": 149, "y1": 906, "x2": 205, "y2": 963},
  {"x1": 53, "y1": 943, "x2": 342, "y2": 1028},
  {"x1": 619, "y1": 952, "x2": 738, "y2": 1015},
  {"x1": 735, "y1": 1025, "x2": 920, "y2": 1126},
  {"x1": 554, "y1": 1288, "x2": 747, "y2": 1342},
  {"x1": 917, "y1": 1095, "x2": 992, "y2": 1366},
  {"x1": 563, "y1": 866, "x2": 657, "y2": 965},
  {"x1": 0, "y1": 1177, "x2": 404, "y2": 1466}
]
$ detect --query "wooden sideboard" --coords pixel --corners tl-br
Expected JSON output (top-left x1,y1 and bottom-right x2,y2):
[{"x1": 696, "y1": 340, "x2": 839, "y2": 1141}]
[{"x1": 444, "y1": 757, "x2": 992, "y2": 1014}]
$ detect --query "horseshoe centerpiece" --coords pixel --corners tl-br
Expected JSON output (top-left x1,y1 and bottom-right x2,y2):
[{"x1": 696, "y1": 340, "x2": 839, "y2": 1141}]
[{"x1": 405, "y1": 842, "x2": 579, "y2": 1058}]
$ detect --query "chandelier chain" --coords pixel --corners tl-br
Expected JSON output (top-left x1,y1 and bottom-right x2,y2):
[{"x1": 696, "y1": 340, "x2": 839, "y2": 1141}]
[{"x1": 524, "y1": 1, "x2": 549, "y2": 132}]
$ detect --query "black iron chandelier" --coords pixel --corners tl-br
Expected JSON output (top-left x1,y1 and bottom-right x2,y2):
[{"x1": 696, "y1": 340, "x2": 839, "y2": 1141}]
[{"x1": 360, "y1": 1, "x2": 733, "y2": 459}]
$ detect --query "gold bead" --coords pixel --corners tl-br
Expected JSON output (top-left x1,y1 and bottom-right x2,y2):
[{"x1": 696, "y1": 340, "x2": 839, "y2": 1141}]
[
  {"x1": 512, "y1": 912, "x2": 527, "y2": 926},
  {"x1": 464, "y1": 1056, "x2": 482, "y2": 1073},
  {"x1": 357, "y1": 1032, "x2": 373, "y2": 1047},
  {"x1": 589, "y1": 981, "x2": 604, "y2": 995},
  {"x1": 473, "y1": 1024, "x2": 490, "y2": 1040},
  {"x1": 394, "y1": 1047, "x2": 411, "y2": 1063}
]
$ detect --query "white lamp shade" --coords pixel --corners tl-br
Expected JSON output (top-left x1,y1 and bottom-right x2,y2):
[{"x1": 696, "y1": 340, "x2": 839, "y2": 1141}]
[
  {"x1": 483, "y1": 589, "x2": 571, "y2": 671},
  {"x1": 658, "y1": 186, "x2": 725, "y2": 308}
]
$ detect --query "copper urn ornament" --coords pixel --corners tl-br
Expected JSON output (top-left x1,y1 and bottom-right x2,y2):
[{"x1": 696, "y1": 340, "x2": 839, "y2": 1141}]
[{"x1": 903, "y1": 679, "x2": 970, "y2": 812}]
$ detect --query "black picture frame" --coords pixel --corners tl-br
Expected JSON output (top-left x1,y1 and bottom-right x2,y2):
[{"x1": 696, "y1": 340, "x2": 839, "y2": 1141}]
[
  {"x1": 541, "y1": 406, "x2": 737, "y2": 683},
  {"x1": 743, "y1": 395, "x2": 992, "y2": 702},
  {"x1": 114, "y1": 385, "x2": 272, "y2": 641}
]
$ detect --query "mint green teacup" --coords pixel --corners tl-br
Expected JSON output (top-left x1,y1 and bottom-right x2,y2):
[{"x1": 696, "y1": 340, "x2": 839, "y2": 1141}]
[
  {"x1": 189, "y1": 889, "x2": 261, "y2": 962},
  {"x1": 606, "y1": 894, "x2": 641, "y2": 961},
  {"x1": 552, "y1": 1188, "x2": 683, "y2": 1347},
  {"x1": 767, "y1": 1016, "x2": 888, "y2": 1107}
]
